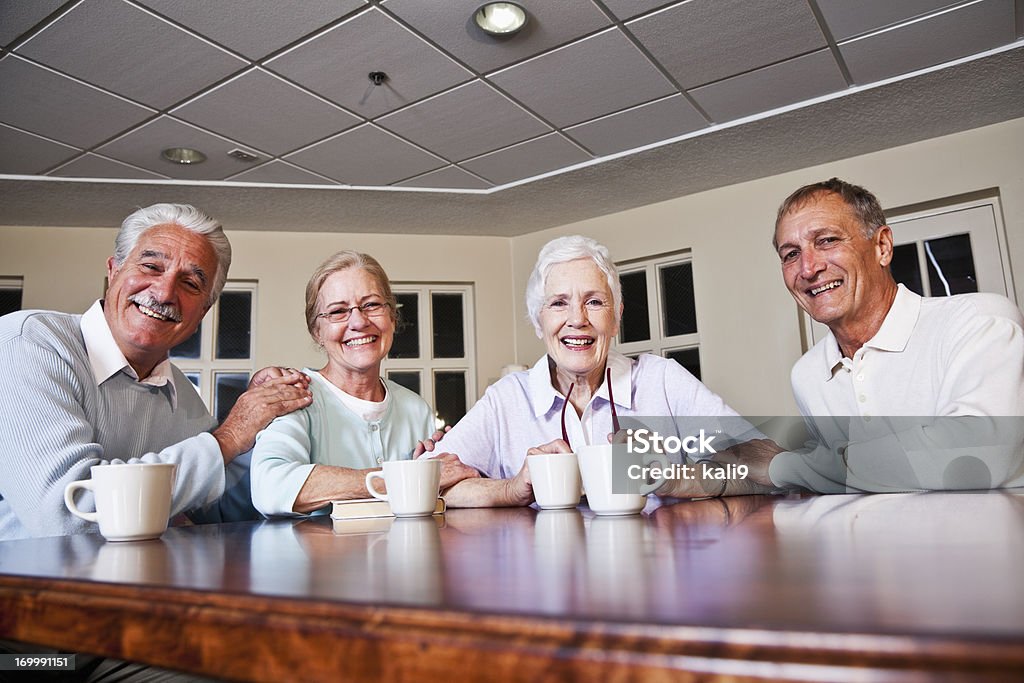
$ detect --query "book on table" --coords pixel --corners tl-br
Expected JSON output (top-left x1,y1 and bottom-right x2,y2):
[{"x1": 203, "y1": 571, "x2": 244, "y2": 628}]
[{"x1": 330, "y1": 497, "x2": 446, "y2": 520}]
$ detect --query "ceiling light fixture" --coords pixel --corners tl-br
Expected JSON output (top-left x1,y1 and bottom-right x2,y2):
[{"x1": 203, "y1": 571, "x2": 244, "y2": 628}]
[
  {"x1": 161, "y1": 147, "x2": 207, "y2": 165},
  {"x1": 474, "y1": 2, "x2": 528, "y2": 36}
]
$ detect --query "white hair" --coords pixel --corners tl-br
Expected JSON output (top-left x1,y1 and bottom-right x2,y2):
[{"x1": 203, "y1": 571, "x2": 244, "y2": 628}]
[
  {"x1": 114, "y1": 203, "x2": 231, "y2": 306},
  {"x1": 525, "y1": 235, "x2": 622, "y2": 335}
]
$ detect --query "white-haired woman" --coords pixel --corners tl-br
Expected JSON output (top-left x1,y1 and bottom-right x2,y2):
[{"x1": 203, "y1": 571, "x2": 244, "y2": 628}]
[
  {"x1": 251, "y1": 251, "x2": 477, "y2": 516},
  {"x1": 429, "y1": 235, "x2": 742, "y2": 507}
]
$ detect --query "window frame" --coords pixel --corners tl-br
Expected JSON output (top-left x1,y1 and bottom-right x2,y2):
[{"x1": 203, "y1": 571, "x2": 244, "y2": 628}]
[
  {"x1": 614, "y1": 251, "x2": 701, "y2": 372},
  {"x1": 171, "y1": 280, "x2": 257, "y2": 415},
  {"x1": 383, "y1": 282, "x2": 477, "y2": 428},
  {"x1": 0, "y1": 276, "x2": 24, "y2": 316}
]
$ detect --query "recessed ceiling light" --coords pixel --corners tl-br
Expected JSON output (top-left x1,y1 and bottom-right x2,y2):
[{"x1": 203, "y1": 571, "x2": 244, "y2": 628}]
[
  {"x1": 161, "y1": 147, "x2": 207, "y2": 165},
  {"x1": 474, "y1": 2, "x2": 528, "y2": 36}
]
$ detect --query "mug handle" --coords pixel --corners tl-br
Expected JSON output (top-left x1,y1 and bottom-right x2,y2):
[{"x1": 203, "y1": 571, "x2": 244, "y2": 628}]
[
  {"x1": 637, "y1": 452, "x2": 671, "y2": 495},
  {"x1": 364, "y1": 471, "x2": 389, "y2": 501},
  {"x1": 64, "y1": 480, "x2": 99, "y2": 522}
]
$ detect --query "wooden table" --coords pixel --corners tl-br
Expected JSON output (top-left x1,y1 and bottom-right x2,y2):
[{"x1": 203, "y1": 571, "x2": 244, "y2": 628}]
[{"x1": 2, "y1": 491, "x2": 1023, "y2": 682}]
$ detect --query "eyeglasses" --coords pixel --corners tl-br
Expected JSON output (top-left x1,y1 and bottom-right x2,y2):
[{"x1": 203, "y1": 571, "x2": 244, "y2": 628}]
[
  {"x1": 315, "y1": 301, "x2": 391, "y2": 324},
  {"x1": 561, "y1": 367, "x2": 620, "y2": 449}
]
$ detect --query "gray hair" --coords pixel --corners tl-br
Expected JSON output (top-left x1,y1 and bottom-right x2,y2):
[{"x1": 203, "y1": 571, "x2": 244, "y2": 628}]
[
  {"x1": 114, "y1": 203, "x2": 231, "y2": 306},
  {"x1": 773, "y1": 177, "x2": 888, "y2": 249},
  {"x1": 304, "y1": 250, "x2": 398, "y2": 339},
  {"x1": 525, "y1": 235, "x2": 622, "y2": 335}
]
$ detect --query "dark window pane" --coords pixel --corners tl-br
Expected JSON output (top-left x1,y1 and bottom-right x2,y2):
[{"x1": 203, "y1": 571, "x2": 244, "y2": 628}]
[
  {"x1": 214, "y1": 372, "x2": 249, "y2": 424},
  {"x1": 431, "y1": 293, "x2": 465, "y2": 358},
  {"x1": 216, "y1": 291, "x2": 252, "y2": 359},
  {"x1": 925, "y1": 233, "x2": 978, "y2": 296},
  {"x1": 183, "y1": 372, "x2": 200, "y2": 389},
  {"x1": 890, "y1": 243, "x2": 924, "y2": 296},
  {"x1": 666, "y1": 348, "x2": 701, "y2": 381},
  {"x1": 0, "y1": 288, "x2": 22, "y2": 316},
  {"x1": 171, "y1": 322, "x2": 202, "y2": 359},
  {"x1": 659, "y1": 262, "x2": 697, "y2": 336},
  {"x1": 434, "y1": 371, "x2": 467, "y2": 429},
  {"x1": 619, "y1": 270, "x2": 650, "y2": 343},
  {"x1": 390, "y1": 293, "x2": 419, "y2": 359},
  {"x1": 387, "y1": 371, "x2": 421, "y2": 396}
]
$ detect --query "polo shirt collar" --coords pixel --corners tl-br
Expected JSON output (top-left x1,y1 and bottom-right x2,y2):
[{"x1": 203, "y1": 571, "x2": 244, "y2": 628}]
[
  {"x1": 527, "y1": 350, "x2": 633, "y2": 417},
  {"x1": 81, "y1": 300, "x2": 178, "y2": 408},
  {"x1": 818, "y1": 284, "x2": 919, "y2": 381}
]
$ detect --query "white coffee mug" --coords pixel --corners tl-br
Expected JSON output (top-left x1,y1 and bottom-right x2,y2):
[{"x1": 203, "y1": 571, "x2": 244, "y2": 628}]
[
  {"x1": 527, "y1": 452, "x2": 582, "y2": 510},
  {"x1": 577, "y1": 444, "x2": 667, "y2": 515},
  {"x1": 64, "y1": 463, "x2": 177, "y2": 541},
  {"x1": 365, "y1": 459, "x2": 441, "y2": 517}
]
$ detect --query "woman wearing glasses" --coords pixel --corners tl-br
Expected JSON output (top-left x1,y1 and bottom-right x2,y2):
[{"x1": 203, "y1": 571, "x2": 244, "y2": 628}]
[
  {"x1": 430, "y1": 235, "x2": 744, "y2": 507},
  {"x1": 251, "y1": 251, "x2": 477, "y2": 516}
]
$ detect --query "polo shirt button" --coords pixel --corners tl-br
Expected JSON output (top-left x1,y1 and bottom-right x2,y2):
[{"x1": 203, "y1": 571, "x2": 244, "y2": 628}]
[
  {"x1": 858, "y1": 395, "x2": 867, "y2": 403},
  {"x1": 857, "y1": 374, "x2": 865, "y2": 381},
  {"x1": 370, "y1": 424, "x2": 379, "y2": 431},
  {"x1": 377, "y1": 457, "x2": 383, "y2": 464}
]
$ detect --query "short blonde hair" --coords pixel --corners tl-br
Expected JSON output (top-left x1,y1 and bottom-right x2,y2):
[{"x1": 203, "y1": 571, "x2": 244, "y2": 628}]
[{"x1": 304, "y1": 251, "x2": 398, "y2": 339}]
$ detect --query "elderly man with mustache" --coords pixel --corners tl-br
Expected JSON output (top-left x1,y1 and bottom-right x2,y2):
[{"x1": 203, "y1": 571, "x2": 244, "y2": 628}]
[{"x1": 0, "y1": 203, "x2": 312, "y2": 540}]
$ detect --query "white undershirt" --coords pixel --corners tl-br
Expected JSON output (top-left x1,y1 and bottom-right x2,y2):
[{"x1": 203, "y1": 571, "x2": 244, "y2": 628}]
[{"x1": 314, "y1": 371, "x2": 389, "y2": 421}]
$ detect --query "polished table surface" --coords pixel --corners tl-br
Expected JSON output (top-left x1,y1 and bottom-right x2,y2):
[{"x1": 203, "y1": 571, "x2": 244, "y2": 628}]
[{"x1": 1, "y1": 491, "x2": 1023, "y2": 681}]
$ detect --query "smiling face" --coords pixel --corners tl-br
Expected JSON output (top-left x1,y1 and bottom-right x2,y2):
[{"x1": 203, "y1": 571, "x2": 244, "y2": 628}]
[
  {"x1": 775, "y1": 191, "x2": 896, "y2": 339},
  {"x1": 314, "y1": 267, "x2": 395, "y2": 384},
  {"x1": 104, "y1": 223, "x2": 217, "y2": 378},
  {"x1": 538, "y1": 258, "x2": 620, "y2": 392}
]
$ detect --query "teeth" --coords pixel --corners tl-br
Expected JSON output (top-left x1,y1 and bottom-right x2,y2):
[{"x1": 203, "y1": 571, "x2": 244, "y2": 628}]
[
  {"x1": 562, "y1": 338, "x2": 593, "y2": 347},
  {"x1": 810, "y1": 281, "x2": 842, "y2": 296},
  {"x1": 344, "y1": 336, "x2": 376, "y2": 347},
  {"x1": 137, "y1": 304, "x2": 169, "y2": 321}
]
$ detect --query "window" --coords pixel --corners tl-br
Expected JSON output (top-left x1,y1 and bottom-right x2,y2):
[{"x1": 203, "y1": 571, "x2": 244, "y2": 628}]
[
  {"x1": 615, "y1": 252, "x2": 701, "y2": 379},
  {"x1": 171, "y1": 282, "x2": 256, "y2": 423},
  {"x1": 383, "y1": 284, "x2": 476, "y2": 429},
  {"x1": 0, "y1": 277, "x2": 23, "y2": 317}
]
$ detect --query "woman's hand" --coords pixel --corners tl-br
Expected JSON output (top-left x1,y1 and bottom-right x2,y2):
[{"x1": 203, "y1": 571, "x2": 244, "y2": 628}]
[{"x1": 413, "y1": 425, "x2": 452, "y2": 457}]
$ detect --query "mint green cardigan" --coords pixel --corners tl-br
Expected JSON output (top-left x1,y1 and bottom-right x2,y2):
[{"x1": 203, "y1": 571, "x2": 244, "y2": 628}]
[{"x1": 250, "y1": 369, "x2": 434, "y2": 516}]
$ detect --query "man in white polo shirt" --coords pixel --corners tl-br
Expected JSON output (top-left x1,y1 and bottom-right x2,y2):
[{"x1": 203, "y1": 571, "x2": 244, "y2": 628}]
[{"x1": 745, "y1": 178, "x2": 1024, "y2": 492}]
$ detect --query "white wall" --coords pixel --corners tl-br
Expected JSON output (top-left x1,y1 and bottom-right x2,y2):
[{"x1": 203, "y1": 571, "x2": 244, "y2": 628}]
[{"x1": 510, "y1": 117, "x2": 1024, "y2": 415}]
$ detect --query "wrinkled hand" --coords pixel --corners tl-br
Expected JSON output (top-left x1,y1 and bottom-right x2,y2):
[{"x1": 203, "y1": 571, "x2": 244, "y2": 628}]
[
  {"x1": 213, "y1": 371, "x2": 312, "y2": 460},
  {"x1": 249, "y1": 366, "x2": 308, "y2": 389},
  {"x1": 716, "y1": 438, "x2": 785, "y2": 487},
  {"x1": 503, "y1": 458, "x2": 535, "y2": 506},
  {"x1": 432, "y1": 452, "x2": 481, "y2": 489},
  {"x1": 414, "y1": 425, "x2": 452, "y2": 457},
  {"x1": 525, "y1": 438, "x2": 572, "y2": 456}
]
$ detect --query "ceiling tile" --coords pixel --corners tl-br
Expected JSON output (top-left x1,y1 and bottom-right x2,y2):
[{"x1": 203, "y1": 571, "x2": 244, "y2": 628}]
[
  {"x1": 17, "y1": 0, "x2": 246, "y2": 108},
  {"x1": 394, "y1": 166, "x2": 492, "y2": 190},
  {"x1": 816, "y1": 0, "x2": 961, "y2": 41},
  {"x1": 266, "y1": 8, "x2": 472, "y2": 119},
  {"x1": 489, "y1": 29, "x2": 675, "y2": 128},
  {"x1": 382, "y1": 0, "x2": 611, "y2": 73},
  {"x1": 602, "y1": 0, "x2": 678, "y2": 21},
  {"x1": 377, "y1": 80, "x2": 549, "y2": 162},
  {"x1": 461, "y1": 133, "x2": 590, "y2": 185},
  {"x1": 627, "y1": 0, "x2": 826, "y2": 88},
  {"x1": 691, "y1": 50, "x2": 847, "y2": 123},
  {"x1": 96, "y1": 116, "x2": 261, "y2": 180},
  {"x1": 225, "y1": 160, "x2": 338, "y2": 185},
  {"x1": 0, "y1": 0, "x2": 65, "y2": 47},
  {"x1": 49, "y1": 153, "x2": 168, "y2": 180},
  {"x1": 0, "y1": 55, "x2": 154, "y2": 148},
  {"x1": 135, "y1": 0, "x2": 366, "y2": 59},
  {"x1": 840, "y1": 0, "x2": 1015, "y2": 84},
  {"x1": 172, "y1": 69, "x2": 360, "y2": 156},
  {"x1": 0, "y1": 122, "x2": 79, "y2": 174},
  {"x1": 564, "y1": 95, "x2": 706, "y2": 156},
  {"x1": 285, "y1": 124, "x2": 446, "y2": 185}
]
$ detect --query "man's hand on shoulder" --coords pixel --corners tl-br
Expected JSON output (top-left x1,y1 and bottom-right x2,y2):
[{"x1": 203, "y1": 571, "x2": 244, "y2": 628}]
[{"x1": 213, "y1": 369, "x2": 312, "y2": 461}]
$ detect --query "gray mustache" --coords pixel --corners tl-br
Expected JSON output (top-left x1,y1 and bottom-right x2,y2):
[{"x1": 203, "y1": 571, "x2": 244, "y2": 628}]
[{"x1": 128, "y1": 294, "x2": 183, "y2": 322}]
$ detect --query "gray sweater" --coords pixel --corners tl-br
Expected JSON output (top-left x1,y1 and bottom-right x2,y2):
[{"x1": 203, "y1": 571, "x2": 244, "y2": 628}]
[{"x1": 0, "y1": 309, "x2": 226, "y2": 540}]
